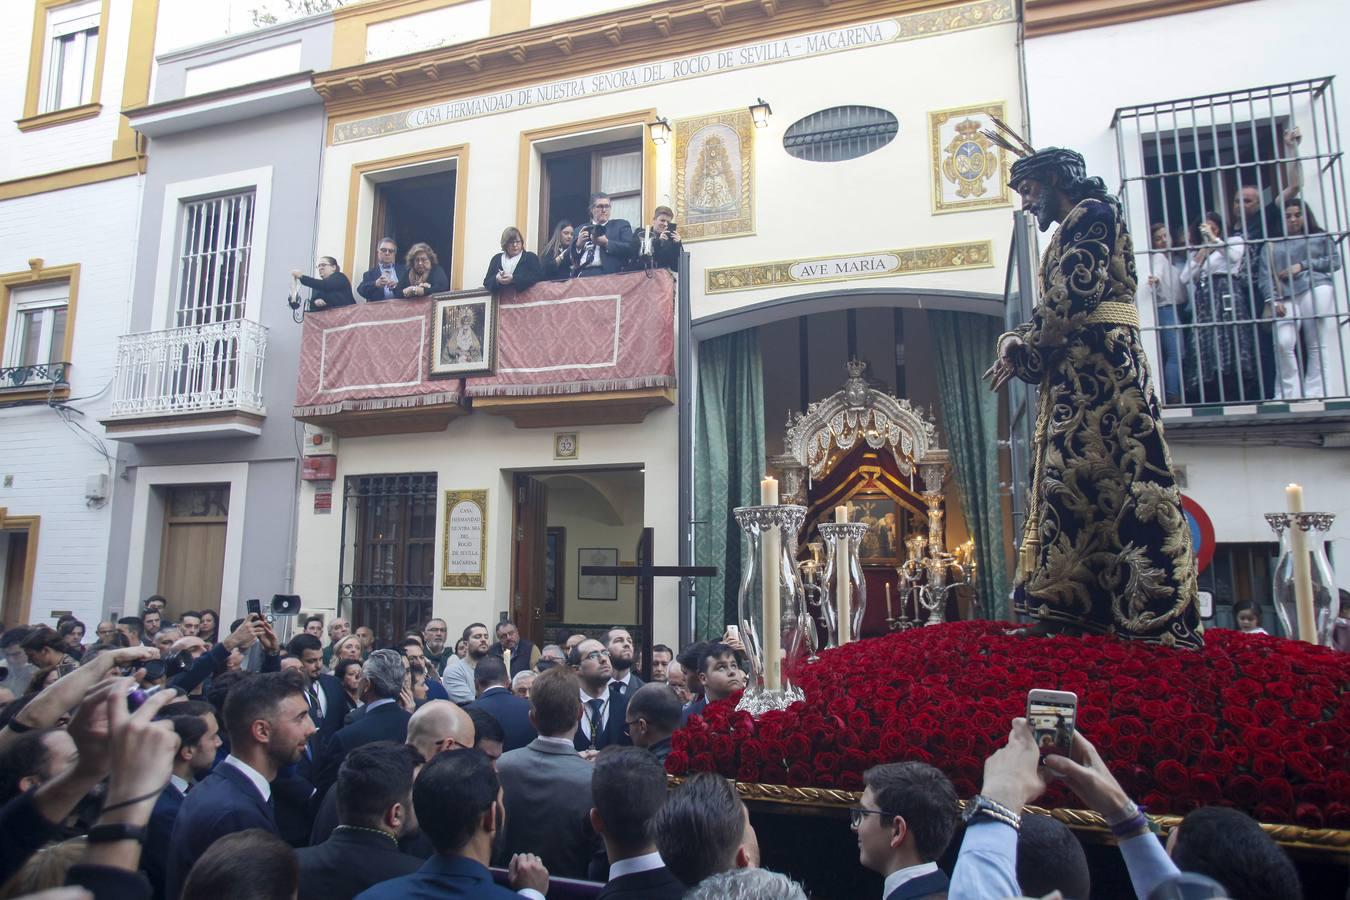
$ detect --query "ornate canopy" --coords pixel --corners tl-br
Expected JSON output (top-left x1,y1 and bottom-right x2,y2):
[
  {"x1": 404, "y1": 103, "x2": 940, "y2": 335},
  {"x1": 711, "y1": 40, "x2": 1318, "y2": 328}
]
[{"x1": 778, "y1": 360, "x2": 945, "y2": 485}]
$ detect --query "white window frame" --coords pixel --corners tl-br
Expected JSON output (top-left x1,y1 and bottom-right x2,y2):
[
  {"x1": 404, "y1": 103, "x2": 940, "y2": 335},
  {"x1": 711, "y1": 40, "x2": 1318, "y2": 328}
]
[
  {"x1": 151, "y1": 167, "x2": 273, "y2": 330},
  {"x1": 3, "y1": 282, "x2": 69, "y2": 371},
  {"x1": 39, "y1": 0, "x2": 101, "y2": 114}
]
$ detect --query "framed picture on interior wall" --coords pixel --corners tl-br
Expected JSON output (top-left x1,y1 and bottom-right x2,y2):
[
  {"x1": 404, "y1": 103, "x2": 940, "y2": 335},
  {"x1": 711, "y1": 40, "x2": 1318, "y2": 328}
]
[
  {"x1": 849, "y1": 496, "x2": 905, "y2": 567},
  {"x1": 673, "y1": 108, "x2": 755, "y2": 242},
  {"x1": 545, "y1": 527, "x2": 565, "y2": 617},
  {"x1": 577, "y1": 547, "x2": 619, "y2": 601},
  {"x1": 430, "y1": 294, "x2": 496, "y2": 377},
  {"x1": 928, "y1": 102, "x2": 1013, "y2": 214}
]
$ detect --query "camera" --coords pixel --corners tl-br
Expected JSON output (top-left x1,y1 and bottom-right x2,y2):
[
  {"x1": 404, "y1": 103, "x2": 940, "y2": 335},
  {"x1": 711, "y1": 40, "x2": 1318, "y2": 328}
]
[
  {"x1": 667, "y1": 222, "x2": 678, "y2": 232},
  {"x1": 591, "y1": 223, "x2": 607, "y2": 239}
]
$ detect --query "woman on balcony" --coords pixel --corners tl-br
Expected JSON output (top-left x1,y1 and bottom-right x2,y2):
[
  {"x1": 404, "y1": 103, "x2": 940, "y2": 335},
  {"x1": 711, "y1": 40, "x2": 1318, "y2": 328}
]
[
  {"x1": 539, "y1": 220, "x2": 574, "y2": 280},
  {"x1": 1180, "y1": 212, "x2": 1261, "y2": 404},
  {"x1": 1269, "y1": 199, "x2": 1345, "y2": 399},
  {"x1": 483, "y1": 226, "x2": 542, "y2": 294},
  {"x1": 291, "y1": 257, "x2": 354, "y2": 310},
  {"x1": 396, "y1": 242, "x2": 450, "y2": 298}
]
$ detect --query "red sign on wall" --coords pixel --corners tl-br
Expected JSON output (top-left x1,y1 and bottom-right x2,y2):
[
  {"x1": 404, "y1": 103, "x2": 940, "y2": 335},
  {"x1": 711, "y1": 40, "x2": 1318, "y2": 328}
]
[{"x1": 302, "y1": 456, "x2": 336, "y2": 481}]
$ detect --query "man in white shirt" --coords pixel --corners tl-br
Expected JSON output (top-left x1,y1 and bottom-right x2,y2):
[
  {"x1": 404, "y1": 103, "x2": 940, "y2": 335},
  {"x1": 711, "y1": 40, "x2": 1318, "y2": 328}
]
[
  {"x1": 854, "y1": 762, "x2": 958, "y2": 900},
  {"x1": 442, "y1": 622, "x2": 490, "y2": 704},
  {"x1": 592, "y1": 747, "x2": 684, "y2": 899},
  {"x1": 144, "y1": 700, "x2": 221, "y2": 900},
  {"x1": 167, "y1": 672, "x2": 315, "y2": 899}
]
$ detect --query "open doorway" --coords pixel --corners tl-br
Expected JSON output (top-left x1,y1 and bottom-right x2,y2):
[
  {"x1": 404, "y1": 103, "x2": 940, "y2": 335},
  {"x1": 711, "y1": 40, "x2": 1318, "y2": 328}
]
[
  {"x1": 367, "y1": 164, "x2": 461, "y2": 284},
  {"x1": 537, "y1": 139, "x2": 643, "y2": 249},
  {"x1": 511, "y1": 467, "x2": 645, "y2": 647}
]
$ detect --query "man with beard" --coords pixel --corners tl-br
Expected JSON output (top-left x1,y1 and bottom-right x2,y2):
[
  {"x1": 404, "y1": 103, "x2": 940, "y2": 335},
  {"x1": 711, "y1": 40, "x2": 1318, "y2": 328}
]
[
  {"x1": 489, "y1": 619, "x2": 539, "y2": 679},
  {"x1": 984, "y1": 131, "x2": 1201, "y2": 649},
  {"x1": 604, "y1": 628, "x2": 644, "y2": 698},
  {"x1": 571, "y1": 638, "x2": 628, "y2": 752},
  {"x1": 422, "y1": 618, "x2": 451, "y2": 675},
  {"x1": 442, "y1": 623, "x2": 490, "y2": 704},
  {"x1": 167, "y1": 671, "x2": 316, "y2": 899}
]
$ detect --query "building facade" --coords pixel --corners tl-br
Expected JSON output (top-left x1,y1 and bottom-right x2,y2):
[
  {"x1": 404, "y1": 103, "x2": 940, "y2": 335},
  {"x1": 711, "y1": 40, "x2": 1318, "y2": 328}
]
[
  {"x1": 0, "y1": 0, "x2": 159, "y2": 629},
  {"x1": 1023, "y1": 0, "x2": 1350, "y2": 626},
  {"x1": 99, "y1": 15, "x2": 334, "y2": 626},
  {"x1": 287, "y1": 0, "x2": 1026, "y2": 651}
]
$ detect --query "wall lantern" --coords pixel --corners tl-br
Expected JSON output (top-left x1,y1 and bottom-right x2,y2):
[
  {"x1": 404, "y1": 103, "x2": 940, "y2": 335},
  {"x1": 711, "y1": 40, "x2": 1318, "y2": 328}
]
[
  {"x1": 749, "y1": 97, "x2": 772, "y2": 128},
  {"x1": 648, "y1": 117, "x2": 672, "y2": 145}
]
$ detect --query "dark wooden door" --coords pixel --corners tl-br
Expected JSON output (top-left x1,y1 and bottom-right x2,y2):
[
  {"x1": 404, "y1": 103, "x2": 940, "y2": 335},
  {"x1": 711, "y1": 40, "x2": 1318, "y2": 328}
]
[{"x1": 512, "y1": 474, "x2": 548, "y2": 646}]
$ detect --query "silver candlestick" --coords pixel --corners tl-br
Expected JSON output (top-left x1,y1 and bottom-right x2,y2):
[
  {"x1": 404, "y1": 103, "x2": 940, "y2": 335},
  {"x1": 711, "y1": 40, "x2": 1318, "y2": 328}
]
[{"x1": 732, "y1": 504, "x2": 809, "y2": 714}]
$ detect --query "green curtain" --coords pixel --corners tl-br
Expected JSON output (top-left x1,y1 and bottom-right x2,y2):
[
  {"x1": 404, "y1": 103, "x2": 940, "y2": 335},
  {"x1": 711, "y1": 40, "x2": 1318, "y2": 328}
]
[
  {"x1": 693, "y1": 329, "x2": 766, "y2": 640},
  {"x1": 928, "y1": 310, "x2": 1012, "y2": 618}
]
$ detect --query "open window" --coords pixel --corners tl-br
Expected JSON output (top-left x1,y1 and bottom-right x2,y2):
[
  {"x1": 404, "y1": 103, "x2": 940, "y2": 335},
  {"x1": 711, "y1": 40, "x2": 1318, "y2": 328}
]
[
  {"x1": 370, "y1": 168, "x2": 456, "y2": 278},
  {"x1": 536, "y1": 136, "x2": 643, "y2": 249}
]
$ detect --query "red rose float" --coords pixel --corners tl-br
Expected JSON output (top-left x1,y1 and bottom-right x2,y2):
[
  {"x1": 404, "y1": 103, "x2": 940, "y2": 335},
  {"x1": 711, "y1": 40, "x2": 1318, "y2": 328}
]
[{"x1": 666, "y1": 621, "x2": 1350, "y2": 827}]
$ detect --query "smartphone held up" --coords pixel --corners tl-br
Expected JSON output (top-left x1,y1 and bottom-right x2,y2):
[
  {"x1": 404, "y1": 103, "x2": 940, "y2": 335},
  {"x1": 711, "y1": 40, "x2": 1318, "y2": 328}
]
[{"x1": 1027, "y1": 688, "x2": 1077, "y2": 757}]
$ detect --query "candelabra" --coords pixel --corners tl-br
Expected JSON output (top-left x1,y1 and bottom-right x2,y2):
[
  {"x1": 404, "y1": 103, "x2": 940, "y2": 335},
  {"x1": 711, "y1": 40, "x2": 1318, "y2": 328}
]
[
  {"x1": 796, "y1": 542, "x2": 826, "y2": 661},
  {"x1": 893, "y1": 534, "x2": 973, "y2": 627}
]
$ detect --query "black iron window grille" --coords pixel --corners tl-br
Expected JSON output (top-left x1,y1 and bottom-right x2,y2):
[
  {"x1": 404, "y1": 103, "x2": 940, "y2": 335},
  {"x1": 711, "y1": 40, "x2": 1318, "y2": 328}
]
[{"x1": 338, "y1": 472, "x2": 437, "y2": 645}]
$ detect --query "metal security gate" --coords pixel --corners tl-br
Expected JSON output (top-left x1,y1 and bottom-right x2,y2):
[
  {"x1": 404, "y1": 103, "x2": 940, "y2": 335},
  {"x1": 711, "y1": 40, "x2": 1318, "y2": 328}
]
[{"x1": 338, "y1": 473, "x2": 437, "y2": 646}]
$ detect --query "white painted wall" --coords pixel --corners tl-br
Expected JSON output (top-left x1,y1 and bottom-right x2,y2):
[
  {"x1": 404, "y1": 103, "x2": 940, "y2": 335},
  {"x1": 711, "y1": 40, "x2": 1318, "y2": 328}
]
[
  {"x1": 1025, "y1": 0, "x2": 1350, "y2": 585},
  {"x1": 313, "y1": 17, "x2": 1022, "y2": 319},
  {"x1": 0, "y1": 0, "x2": 136, "y2": 180},
  {"x1": 292, "y1": 407, "x2": 680, "y2": 644},
  {"x1": 0, "y1": 176, "x2": 139, "y2": 625},
  {"x1": 545, "y1": 478, "x2": 644, "y2": 625}
]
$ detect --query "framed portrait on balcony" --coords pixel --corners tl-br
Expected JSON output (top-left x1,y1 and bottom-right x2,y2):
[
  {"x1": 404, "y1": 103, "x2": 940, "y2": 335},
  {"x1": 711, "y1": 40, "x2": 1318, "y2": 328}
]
[{"x1": 431, "y1": 295, "x2": 496, "y2": 377}]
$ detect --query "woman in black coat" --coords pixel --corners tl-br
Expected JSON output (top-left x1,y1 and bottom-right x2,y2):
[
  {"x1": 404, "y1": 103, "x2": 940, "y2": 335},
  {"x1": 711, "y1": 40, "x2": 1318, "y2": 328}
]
[
  {"x1": 291, "y1": 257, "x2": 354, "y2": 310},
  {"x1": 483, "y1": 226, "x2": 542, "y2": 293},
  {"x1": 396, "y1": 242, "x2": 450, "y2": 298}
]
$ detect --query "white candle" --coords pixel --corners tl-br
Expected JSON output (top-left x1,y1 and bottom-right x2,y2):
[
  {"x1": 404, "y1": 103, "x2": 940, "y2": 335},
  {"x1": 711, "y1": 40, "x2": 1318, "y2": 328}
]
[
  {"x1": 1286, "y1": 484, "x2": 1316, "y2": 642},
  {"x1": 885, "y1": 582, "x2": 894, "y2": 621},
  {"x1": 760, "y1": 477, "x2": 781, "y2": 690},
  {"x1": 835, "y1": 505, "x2": 851, "y2": 643},
  {"x1": 502, "y1": 648, "x2": 512, "y2": 674}
]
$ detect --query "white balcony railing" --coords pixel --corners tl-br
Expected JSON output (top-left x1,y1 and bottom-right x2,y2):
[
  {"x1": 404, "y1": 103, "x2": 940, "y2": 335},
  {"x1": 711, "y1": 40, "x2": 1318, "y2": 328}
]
[{"x1": 109, "y1": 319, "x2": 267, "y2": 418}]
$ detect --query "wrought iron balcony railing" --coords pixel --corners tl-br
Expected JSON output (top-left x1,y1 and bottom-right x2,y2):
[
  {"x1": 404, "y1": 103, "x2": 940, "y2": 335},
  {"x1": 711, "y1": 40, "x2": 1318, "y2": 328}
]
[
  {"x1": 0, "y1": 361, "x2": 70, "y2": 391},
  {"x1": 109, "y1": 318, "x2": 267, "y2": 418}
]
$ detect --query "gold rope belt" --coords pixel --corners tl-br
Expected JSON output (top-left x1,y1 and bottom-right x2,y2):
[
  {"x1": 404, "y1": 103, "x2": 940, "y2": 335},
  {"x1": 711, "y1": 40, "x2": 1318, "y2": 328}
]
[{"x1": 1083, "y1": 301, "x2": 1140, "y2": 328}]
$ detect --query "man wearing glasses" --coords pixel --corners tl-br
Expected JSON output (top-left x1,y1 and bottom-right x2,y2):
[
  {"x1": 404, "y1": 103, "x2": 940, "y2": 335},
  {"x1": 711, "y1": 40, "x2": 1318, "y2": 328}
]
[
  {"x1": 570, "y1": 638, "x2": 628, "y2": 752},
  {"x1": 357, "y1": 237, "x2": 406, "y2": 301},
  {"x1": 852, "y1": 762, "x2": 959, "y2": 900},
  {"x1": 570, "y1": 192, "x2": 635, "y2": 277}
]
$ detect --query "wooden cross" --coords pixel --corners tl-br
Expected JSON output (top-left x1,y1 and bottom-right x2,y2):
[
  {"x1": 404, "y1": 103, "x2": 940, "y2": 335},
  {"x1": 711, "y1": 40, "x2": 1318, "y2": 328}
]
[{"x1": 580, "y1": 531, "x2": 718, "y2": 680}]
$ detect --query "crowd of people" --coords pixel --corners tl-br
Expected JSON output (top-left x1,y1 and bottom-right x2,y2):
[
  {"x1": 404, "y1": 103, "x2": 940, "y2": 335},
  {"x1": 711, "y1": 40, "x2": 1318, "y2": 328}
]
[
  {"x1": 0, "y1": 601, "x2": 1324, "y2": 899},
  {"x1": 289, "y1": 191, "x2": 682, "y2": 313},
  {"x1": 1145, "y1": 127, "x2": 1347, "y2": 405}
]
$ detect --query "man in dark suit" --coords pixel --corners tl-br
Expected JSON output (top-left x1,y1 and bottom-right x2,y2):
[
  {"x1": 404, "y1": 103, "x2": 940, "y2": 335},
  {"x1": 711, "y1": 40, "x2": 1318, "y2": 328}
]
[
  {"x1": 488, "y1": 619, "x2": 539, "y2": 678},
  {"x1": 355, "y1": 749, "x2": 549, "y2": 899},
  {"x1": 569, "y1": 192, "x2": 635, "y2": 276},
  {"x1": 144, "y1": 701, "x2": 221, "y2": 900},
  {"x1": 315, "y1": 650, "x2": 411, "y2": 799},
  {"x1": 855, "y1": 762, "x2": 958, "y2": 900},
  {"x1": 604, "y1": 627, "x2": 644, "y2": 696},
  {"x1": 167, "y1": 671, "x2": 315, "y2": 899},
  {"x1": 286, "y1": 633, "x2": 348, "y2": 767},
  {"x1": 570, "y1": 638, "x2": 628, "y2": 752},
  {"x1": 654, "y1": 772, "x2": 760, "y2": 888},
  {"x1": 593, "y1": 748, "x2": 684, "y2": 900},
  {"x1": 495, "y1": 666, "x2": 598, "y2": 879},
  {"x1": 624, "y1": 683, "x2": 680, "y2": 764},
  {"x1": 467, "y1": 656, "x2": 536, "y2": 752},
  {"x1": 297, "y1": 742, "x2": 424, "y2": 900},
  {"x1": 357, "y1": 237, "x2": 407, "y2": 302}
]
